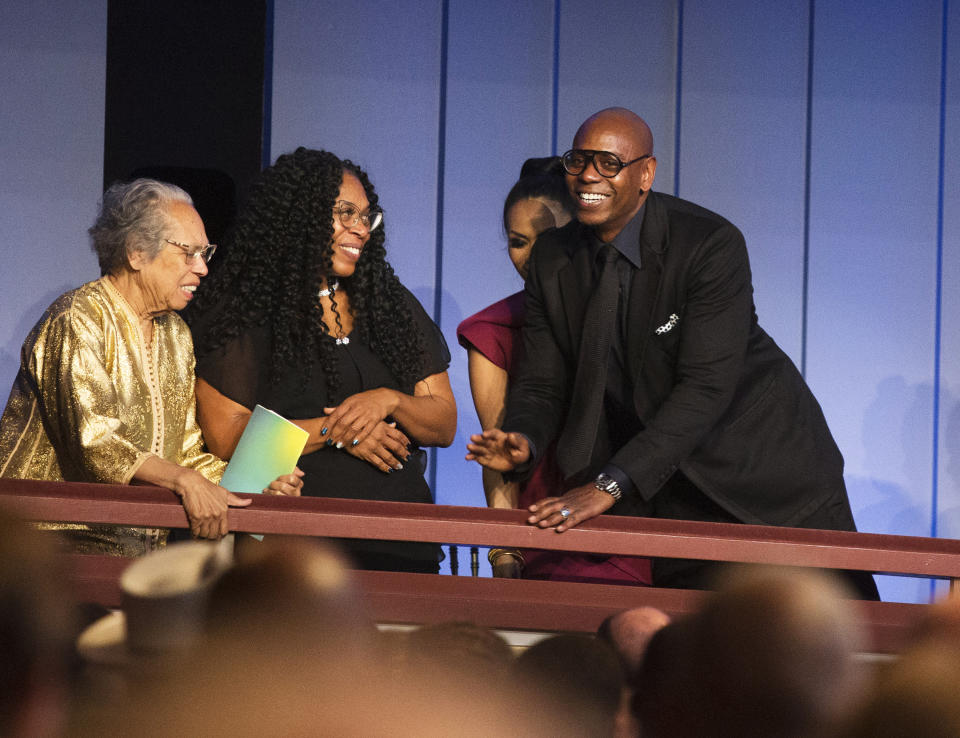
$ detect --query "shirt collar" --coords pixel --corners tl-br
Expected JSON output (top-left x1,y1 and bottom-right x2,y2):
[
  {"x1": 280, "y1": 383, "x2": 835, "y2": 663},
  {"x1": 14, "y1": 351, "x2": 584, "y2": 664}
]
[{"x1": 589, "y1": 202, "x2": 646, "y2": 269}]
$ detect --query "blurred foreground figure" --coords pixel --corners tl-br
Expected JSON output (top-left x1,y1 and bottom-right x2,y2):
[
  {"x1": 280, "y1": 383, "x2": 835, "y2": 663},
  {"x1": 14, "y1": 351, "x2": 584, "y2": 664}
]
[
  {"x1": 597, "y1": 605, "x2": 670, "y2": 679},
  {"x1": 838, "y1": 595, "x2": 960, "y2": 738},
  {"x1": 838, "y1": 640, "x2": 960, "y2": 738},
  {"x1": 636, "y1": 566, "x2": 866, "y2": 738},
  {"x1": 204, "y1": 536, "x2": 375, "y2": 655},
  {"x1": 0, "y1": 508, "x2": 77, "y2": 738},
  {"x1": 402, "y1": 620, "x2": 514, "y2": 684},
  {"x1": 514, "y1": 633, "x2": 625, "y2": 738},
  {"x1": 73, "y1": 537, "x2": 549, "y2": 737},
  {"x1": 598, "y1": 606, "x2": 671, "y2": 738}
]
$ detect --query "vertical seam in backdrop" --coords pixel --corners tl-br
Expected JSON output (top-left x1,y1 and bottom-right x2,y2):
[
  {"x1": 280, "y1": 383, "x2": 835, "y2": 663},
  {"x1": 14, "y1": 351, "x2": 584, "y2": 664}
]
[
  {"x1": 801, "y1": 0, "x2": 815, "y2": 379},
  {"x1": 429, "y1": 0, "x2": 451, "y2": 496},
  {"x1": 673, "y1": 0, "x2": 684, "y2": 197}
]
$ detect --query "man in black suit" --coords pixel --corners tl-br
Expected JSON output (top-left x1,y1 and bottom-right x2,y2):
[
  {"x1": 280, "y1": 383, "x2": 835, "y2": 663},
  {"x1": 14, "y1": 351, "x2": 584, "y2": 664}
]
[{"x1": 467, "y1": 107, "x2": 878, "y2": 598}]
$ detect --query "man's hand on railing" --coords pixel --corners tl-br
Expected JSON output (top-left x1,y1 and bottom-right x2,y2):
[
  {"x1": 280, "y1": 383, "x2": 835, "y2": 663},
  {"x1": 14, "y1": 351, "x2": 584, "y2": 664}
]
[{"x1": 527, "y1": 483, "x2": 616, "y2": 533}]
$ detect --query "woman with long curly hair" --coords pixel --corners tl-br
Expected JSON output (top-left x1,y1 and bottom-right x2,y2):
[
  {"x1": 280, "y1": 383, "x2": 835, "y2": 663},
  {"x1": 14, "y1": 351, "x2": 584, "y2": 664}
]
[{"x1": 187, "y1": 148, "x2": 456, "y2": 573}]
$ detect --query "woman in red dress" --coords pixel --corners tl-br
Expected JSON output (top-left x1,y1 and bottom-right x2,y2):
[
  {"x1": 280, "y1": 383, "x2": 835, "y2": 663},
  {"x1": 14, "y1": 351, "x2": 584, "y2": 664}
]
[{"x1": 457, "y1": 158, "x2": 651, "y2": 585}]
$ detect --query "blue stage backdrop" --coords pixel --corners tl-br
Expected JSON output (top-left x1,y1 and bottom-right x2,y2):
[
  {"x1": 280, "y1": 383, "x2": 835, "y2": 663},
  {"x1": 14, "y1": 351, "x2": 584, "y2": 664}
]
[{"x1": 2, "y1": 0, "x2": 958, "y2": 601}]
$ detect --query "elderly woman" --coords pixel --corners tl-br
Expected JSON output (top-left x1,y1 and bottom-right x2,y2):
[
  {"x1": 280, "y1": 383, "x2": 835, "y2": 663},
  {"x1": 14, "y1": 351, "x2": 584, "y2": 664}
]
[
  {"x1": 187, "y1": 148, "x2": 456, "y2": 574},
  {"x1": 0, "y1": 179, "x2": 302, "y2": 555}
]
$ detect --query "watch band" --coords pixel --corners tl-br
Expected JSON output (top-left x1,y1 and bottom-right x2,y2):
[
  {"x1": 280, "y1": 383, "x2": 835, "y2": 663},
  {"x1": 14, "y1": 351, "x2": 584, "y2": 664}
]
[{"x1": 594, "y1": 473, "x2": 623, "y2": 502}]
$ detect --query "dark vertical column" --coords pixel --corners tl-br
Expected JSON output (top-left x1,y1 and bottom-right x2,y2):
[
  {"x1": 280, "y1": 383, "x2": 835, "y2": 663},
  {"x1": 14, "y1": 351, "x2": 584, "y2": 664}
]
[{"x1": 103, "y1": 0, "x2": 269, "y2": 244}]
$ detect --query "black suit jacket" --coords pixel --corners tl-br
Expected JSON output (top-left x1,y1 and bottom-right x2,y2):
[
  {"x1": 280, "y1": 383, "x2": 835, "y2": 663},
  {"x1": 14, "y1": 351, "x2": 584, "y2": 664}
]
[{"x1": 503, "y1": 191, "x2": 849, "y2": 527}]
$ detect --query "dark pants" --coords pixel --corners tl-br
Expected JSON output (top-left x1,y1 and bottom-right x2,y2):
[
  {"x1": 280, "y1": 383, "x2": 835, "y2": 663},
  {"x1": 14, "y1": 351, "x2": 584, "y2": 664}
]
[
  {"x1": 338, "y1": 538, "x2": 441, "y2": 575},
  {"x1": 650, "y1": 473, "x2": 881, "y2": 601}
]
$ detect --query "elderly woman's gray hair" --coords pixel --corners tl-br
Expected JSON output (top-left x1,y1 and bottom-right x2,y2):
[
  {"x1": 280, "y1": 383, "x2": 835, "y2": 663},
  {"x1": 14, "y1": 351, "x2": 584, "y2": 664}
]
[{"x1": 89, "y1": 179, "x2": 193, "y2": 276}]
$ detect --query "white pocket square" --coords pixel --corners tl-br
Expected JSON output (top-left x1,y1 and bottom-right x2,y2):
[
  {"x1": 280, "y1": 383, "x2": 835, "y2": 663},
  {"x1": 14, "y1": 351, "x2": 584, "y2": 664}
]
[{"x1": 655, "y1": 313, "x2": 679, "y2": 335}]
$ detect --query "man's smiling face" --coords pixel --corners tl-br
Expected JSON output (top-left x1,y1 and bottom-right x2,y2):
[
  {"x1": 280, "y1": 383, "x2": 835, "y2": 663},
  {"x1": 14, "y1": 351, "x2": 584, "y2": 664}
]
[{"x1": 566, "y1": 109, "x2": 657, "y2": 243}]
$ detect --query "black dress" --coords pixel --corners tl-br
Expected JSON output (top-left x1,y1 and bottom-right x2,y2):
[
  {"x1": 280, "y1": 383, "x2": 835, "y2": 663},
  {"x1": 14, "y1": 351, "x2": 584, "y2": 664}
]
[{"x1": 194, "y1": 287, "x2": 450, "y2": 573}]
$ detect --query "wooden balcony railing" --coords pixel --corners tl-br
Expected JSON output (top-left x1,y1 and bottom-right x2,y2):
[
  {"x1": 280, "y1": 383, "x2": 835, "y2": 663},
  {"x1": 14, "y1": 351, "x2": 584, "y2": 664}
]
[{"x1": 2, "y1": 477, "x2": 957, "y2": 654}]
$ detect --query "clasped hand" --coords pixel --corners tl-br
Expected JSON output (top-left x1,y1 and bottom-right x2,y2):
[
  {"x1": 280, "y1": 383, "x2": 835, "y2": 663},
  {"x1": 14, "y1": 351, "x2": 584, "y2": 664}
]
[{"x1": 321, "y1": 389, "x2": 410, "y2": 473}]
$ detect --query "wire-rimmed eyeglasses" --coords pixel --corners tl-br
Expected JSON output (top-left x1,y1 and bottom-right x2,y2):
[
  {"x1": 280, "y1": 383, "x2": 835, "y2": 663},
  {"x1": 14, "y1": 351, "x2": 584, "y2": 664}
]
[
  {"x1": 561, "y1": 149, "x2": 651, "y2": 178},
  {"x1": 334, "y1": 200, "x2": 383, "y2": 232},
  {"x1": 165, "y1": 239, "x2": 217, "y2": 264}
]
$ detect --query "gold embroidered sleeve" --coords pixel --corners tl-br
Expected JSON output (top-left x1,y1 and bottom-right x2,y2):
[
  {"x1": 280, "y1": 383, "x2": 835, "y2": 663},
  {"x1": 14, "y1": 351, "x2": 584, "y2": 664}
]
[{"x1": 30, "y1": 305, "x2": 148, "y2": 484}]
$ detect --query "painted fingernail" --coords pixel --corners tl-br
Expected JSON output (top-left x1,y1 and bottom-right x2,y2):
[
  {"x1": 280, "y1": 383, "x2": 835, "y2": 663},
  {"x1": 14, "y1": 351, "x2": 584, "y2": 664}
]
[
  {"x1": 352, "y1": 438, "x2": 359, "y2": 446},
  {"x1": 395, "y1": 463, "x2": 403, "y2": 471},
  {"x1": 325, "y1": 439, "x2": 333, "y2": 447},
  {"x1": 320, "y1": 427, "x2": 328, "y2": 435},
  {"x1": 335, "y1": 441, "x2": 344, "y2": 449}
]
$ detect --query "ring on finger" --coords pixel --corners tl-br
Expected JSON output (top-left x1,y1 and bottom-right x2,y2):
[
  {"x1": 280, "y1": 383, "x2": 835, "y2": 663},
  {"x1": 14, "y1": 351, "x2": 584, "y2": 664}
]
[{"x1": 560, "y1": 507, "x2": 571, "y2": 520}]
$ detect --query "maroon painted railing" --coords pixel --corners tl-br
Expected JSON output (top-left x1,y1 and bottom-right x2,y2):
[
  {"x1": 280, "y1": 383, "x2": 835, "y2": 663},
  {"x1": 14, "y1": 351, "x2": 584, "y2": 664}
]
[{"x1": 1, "y1": 477, "x2": 955, "y2": 654}]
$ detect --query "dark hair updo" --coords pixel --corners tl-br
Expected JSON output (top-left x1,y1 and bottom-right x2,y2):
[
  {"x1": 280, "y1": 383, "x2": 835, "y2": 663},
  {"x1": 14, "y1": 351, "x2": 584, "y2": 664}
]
[{"x1": 502, "y1": 156, "x2": 574, "y2": 232}]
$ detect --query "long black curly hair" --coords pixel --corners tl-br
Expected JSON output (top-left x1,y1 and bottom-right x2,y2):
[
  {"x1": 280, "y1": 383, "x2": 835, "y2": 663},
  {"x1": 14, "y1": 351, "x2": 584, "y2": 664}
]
[{"x1": 187, "y1": 147, "x2": 426, "y2": 398}]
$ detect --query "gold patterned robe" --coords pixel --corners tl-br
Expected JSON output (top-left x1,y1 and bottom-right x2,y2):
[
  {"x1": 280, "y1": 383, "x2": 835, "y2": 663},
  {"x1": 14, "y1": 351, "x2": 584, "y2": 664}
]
[{"x1": 0, "y1": 277, "x2": 226, "y2": 555}]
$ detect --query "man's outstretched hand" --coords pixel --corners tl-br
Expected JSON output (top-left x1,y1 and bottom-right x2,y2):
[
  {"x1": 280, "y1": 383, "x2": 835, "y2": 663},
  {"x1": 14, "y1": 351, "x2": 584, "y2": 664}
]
[{"x1": 465, "y1": 429, "x2": 531, "y2": 472}]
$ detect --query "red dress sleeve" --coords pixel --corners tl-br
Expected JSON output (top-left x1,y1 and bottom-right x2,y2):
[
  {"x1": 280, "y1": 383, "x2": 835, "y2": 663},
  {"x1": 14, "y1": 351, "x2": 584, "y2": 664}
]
[{"x1": 456, "y1": 292, "x2": 526, "y2": 372}]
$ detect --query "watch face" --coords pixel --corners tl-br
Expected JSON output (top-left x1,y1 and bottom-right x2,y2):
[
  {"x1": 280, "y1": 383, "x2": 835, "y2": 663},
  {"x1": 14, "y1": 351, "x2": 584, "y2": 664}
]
[
  {"x1": 596, "y1": 475, "x2": 621, "y2": 499},
  {"x1": 596, "y1": 476, "x2": 619, "y2": 495}
]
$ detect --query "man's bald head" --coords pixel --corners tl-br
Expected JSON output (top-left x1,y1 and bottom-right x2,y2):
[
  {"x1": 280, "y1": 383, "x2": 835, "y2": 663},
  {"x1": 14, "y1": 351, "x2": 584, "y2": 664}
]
[
  {"x1": 574, "y1": 108, "x2": 654, "y2": 156},
  {"x1": 567, "y1": 107, "x2": 657, "y2": 242}
]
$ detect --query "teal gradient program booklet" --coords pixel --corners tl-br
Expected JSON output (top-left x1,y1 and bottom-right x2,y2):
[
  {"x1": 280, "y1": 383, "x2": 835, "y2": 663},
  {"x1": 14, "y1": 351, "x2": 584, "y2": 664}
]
[{"x1": 220, "y1": 405, "x2": 308, "y2": 494}]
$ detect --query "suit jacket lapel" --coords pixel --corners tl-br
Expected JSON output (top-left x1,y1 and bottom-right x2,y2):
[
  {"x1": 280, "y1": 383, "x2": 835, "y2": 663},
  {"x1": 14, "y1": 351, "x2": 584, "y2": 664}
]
[
  {"x1": 558, "y1": 223, "x2": 595, "y2": 351},
  {"x1": 627, "y1": 192, "x2": 669, "y2": 381}
]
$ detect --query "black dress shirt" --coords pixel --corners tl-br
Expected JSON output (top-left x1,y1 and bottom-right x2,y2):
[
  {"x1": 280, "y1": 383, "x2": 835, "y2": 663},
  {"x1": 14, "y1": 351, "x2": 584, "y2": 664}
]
[{"x1": 591, "y1": 204, "x2": 647, "y2": 498}]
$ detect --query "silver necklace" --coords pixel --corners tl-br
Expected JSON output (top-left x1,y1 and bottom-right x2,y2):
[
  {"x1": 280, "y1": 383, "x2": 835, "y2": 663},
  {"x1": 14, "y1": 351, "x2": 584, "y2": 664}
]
[
  {"x1": 318, "y1": 280, "x2": 339, "y2": 298},
  {"x1": 318, "y1": 280, "x2": 350, "y2": 345}
]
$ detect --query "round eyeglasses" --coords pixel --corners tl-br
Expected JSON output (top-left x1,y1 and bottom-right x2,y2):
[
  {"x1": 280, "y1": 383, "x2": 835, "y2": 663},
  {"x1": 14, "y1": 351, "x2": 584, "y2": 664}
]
[
  {"x1": 334, "y1": 200, "x2": 383, "y2": 232},
  {"x1": 165, "y1": 239, "x2": 217, "y2": 264},
  {"x1": 561, "y1": 149, "x2": 651, "y2": 178}
]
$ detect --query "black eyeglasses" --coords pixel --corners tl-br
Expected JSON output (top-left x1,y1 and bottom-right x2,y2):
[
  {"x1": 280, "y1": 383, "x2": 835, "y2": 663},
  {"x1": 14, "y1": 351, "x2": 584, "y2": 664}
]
[
  {"x1": 561, "y1": 149, "x2": 651, "y2": 178},
  {"x1": 334, "y1": 200, "x2": 383, "y2": 232},
  {"x1": 165, "y1": 239, "x2": 217, "y2": 264}
]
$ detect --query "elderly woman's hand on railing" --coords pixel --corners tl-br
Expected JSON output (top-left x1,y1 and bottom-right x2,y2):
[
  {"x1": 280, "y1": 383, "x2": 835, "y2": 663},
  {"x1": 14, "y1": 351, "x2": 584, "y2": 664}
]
[
  {"x1": 172, "y1": 467, "x2": 305, "y2": 538},
  {"x1": 135, "y1": 456, "x2": 305, "y2": 540},
  {"x1": 167, "y1": 465, "x2": 250, "y2": 539}
]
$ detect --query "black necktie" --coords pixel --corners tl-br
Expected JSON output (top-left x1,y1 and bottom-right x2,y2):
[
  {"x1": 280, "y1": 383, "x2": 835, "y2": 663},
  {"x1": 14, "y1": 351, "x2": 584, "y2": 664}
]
[{"x1": 558, "y1": 244, "x2": 621, "y2": 478}]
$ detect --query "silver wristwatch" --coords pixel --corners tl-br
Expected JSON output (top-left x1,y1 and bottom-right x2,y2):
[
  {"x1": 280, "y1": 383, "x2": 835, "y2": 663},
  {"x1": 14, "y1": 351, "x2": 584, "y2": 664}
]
[{"x1": 594, "y1": 473, "x2": 623, "y2": 502}]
